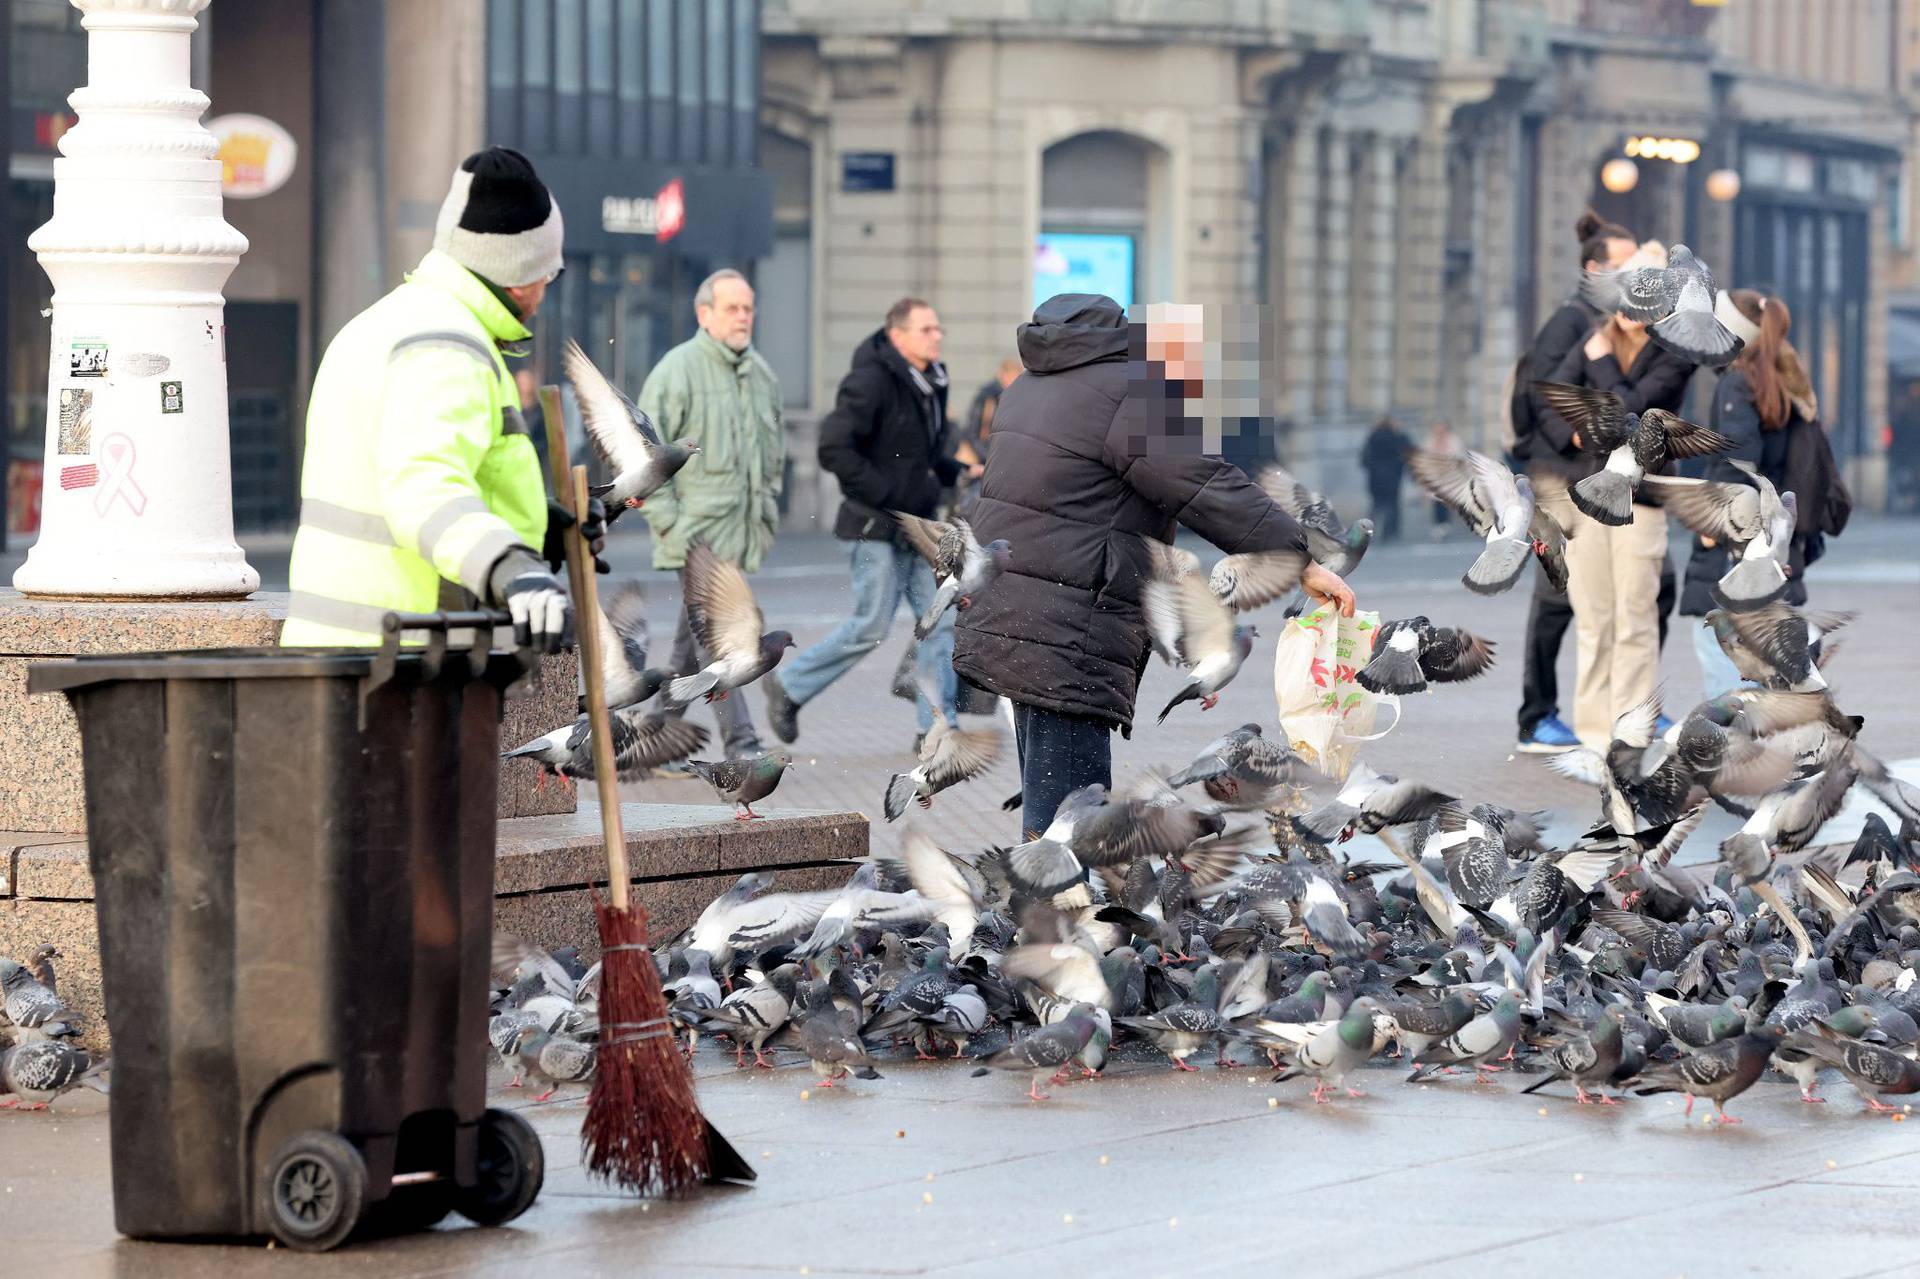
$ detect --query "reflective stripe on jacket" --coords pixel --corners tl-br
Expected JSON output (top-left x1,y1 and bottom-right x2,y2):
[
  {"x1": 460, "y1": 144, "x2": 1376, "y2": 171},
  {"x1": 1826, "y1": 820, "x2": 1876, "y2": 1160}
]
[{"x1": 281, "y1": 250, "x2": 547, "y2": 646}]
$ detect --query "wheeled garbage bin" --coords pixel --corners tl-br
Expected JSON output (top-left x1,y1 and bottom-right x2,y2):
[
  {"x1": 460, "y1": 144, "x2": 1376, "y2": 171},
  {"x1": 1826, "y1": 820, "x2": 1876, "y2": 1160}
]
[{"x1": 28, "y1": 611, "x2": 545, "y2": 1251}]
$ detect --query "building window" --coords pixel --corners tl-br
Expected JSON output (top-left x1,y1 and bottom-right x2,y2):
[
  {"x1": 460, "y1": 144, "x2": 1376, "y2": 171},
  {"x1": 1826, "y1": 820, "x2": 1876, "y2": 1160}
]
[{"x1": 1039, "y1": 131, "x2": 1156, "y2": 309}]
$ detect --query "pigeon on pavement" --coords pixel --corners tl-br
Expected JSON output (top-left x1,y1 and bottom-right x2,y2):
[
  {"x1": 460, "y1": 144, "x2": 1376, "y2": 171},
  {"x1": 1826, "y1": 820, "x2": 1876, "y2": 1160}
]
[
  {"x1": 1521, "y1": 1006, "x2": 1628, "y2": 1104},
  {"x1": 1631, "y1": 1026, "x2": 1785, "y2": 1123},
  {"x1": 971, "y1": 1007, "x2": 1103, "y2": 1101},
  {"x1": 0, "y1": 959, "x2": 84, "y2": 1041},
  {"x1": 1266, "y1": 997, "x2": 1382, "y2": 1102},
  {"x1": 508, "y1": 1025, "x2": 597, "y2": 1102},
  {"x1": 567, "y1": 338, "x2": 698, "y2": 518},
  {"x1": 1408, "y1": 991, "x2": 1524, "y2": 1083},
  {"x1": 0, "y1": 1040, "x2": 105, "y2": 1109}
]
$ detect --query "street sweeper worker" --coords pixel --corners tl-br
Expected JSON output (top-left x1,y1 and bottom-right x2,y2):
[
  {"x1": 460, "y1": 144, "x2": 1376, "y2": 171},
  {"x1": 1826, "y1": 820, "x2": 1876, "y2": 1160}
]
[{"x1": 282, "y1": 146, "x2": 602, "y2": 652}]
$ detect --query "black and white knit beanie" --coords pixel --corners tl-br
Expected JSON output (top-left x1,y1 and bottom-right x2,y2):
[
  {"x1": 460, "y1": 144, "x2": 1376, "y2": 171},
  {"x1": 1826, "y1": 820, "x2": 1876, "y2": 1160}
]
[{"x1": 433, "y1": 147, "x2": 565, "y2": 288}]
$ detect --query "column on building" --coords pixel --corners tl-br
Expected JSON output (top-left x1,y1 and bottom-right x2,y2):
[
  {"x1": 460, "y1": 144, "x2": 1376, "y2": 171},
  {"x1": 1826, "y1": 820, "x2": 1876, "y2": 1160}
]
[
  {"x1": 1347, "y1": 131, "x2": 1399, "y2": 416},
  {"x1": 1276, "y1": 115, "x2": 1324, "y2": 427},
  {"x1": 1393, "y1": 130, "x2": 1448, "y2": 418},
  {"x1": 1316, "y1": 124, "x2": 1352, "y2": 424},
  {"x1": 1470, "y1": 111, "x2": 1523, "y2": 456}
]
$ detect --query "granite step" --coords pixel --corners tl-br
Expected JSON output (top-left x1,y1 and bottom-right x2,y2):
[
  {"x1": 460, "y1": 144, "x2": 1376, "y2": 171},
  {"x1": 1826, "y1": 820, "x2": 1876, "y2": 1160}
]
[{"x1": 0, "y1": 803, "x2": 868, "y2": 1050}]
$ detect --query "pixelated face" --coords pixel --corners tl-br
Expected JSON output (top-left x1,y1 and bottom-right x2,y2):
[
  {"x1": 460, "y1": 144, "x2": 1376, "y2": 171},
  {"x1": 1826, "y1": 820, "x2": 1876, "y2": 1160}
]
[{"x1": 1144, "y1": 305, "x2": 1206, "y2": 381}]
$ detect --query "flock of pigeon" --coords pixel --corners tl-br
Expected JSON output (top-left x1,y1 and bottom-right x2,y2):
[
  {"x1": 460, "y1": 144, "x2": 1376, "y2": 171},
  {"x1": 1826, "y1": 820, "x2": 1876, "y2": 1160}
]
[
  {"x1": 475, "y1": 247, "x2": 1920, "y2": 1126},
  {"x1": 0, "y1": 947, "x2": 107, "y2": 1110},
  {"x1": 13, "y1": 250, "x2": 1920, "y2": 1132}
]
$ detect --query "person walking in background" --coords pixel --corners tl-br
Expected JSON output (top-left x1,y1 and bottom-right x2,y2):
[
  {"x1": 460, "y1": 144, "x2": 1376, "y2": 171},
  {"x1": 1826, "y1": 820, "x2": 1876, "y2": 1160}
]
[
  {"x1": 1423, "y1": 420, "x2": 1461, "y2": 539},
  {"x1": 960, "y1": 357, "x2": 1021, "y2": 476},
  {"x1": 1511, "y1": 210, "x2": 1639, "y2": 753},
  {"x1": 638, "y1": 267, "x2": 784, "y2": 760},
  {"x1": 951, "y1": 296, "x2": 1354, "y2": 839},
  {"x1": 1359, "y1": 417, "x2": 1413, "y2": 541},
  {"x1": 763, "y1": 298, "x2": 979, "y2": 750},
  {"x1": 1681, "y1": 288, "x2": 1852, "y2": 698},
  {"x1": 1537, "y1": 241, "x2": 1693, "y2": 750}
]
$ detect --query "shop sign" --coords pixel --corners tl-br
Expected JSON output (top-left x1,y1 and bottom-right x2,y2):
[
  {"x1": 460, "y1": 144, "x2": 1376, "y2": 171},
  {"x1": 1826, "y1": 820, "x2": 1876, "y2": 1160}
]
[
  {"x1": 209, "y1": 114, "x2": 299, "y2": 199},
  {"x1": 602, "y1": 177, "x2": 687, "y2": 242}
]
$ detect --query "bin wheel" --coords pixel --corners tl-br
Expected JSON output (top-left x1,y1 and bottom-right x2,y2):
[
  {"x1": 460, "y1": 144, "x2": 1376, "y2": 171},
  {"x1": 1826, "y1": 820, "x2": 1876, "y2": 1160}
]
[
  {"x1": 453, "y1": 1108, "x2": 544, "y2": 1227},
  {"x1": 265, "y1": 1131, "x2": 367, "y2": 1252}
]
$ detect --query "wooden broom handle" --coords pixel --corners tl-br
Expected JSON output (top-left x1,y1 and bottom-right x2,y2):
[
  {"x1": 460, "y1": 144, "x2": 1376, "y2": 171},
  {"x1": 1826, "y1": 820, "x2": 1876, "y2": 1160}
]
[{"x1": 534, "y1": 386, "x2": 631, "y2": 908}]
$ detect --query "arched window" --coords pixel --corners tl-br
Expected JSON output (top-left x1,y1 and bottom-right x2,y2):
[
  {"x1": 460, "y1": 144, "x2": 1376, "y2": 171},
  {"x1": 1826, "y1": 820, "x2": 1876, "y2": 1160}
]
[{"x1": 1037, "y1": 130, "x2": 1167, "y2": 310}]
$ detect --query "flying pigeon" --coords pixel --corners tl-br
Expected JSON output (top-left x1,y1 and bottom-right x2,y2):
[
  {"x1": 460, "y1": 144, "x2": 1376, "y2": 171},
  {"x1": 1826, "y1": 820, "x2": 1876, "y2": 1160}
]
[
  {"x1": 1579, "y1": 243, "x2": 1745, "y2": 367},
  {"x1": 1355, "y1": 617, "x2": 1496, "y2": 696},
  {"x1": 1256, "y1": 463, "x2": 1374, "y2": 577},
  {"x1": 1533, "y1": 381, "x2": 1733, "y2": 525},
  {"x1": 501, "y1": 707, "x2": 709, "y2": 786},
  {"x1": 1644, "y1": 461, "x2": 1796, "y2": 610},
  {"x1": 667, "y1": 542, "x2": 796, "y2": 706},
  {"x1": 1709, "y1": 603, "x2": 1852, "y2": 694},
  {"x1": 884, "y1": 692, "x2": 1004, "y2": 821},
  {"x1": 1406, "y1": 448, "x2": 1570, "y2": 594},
  {"x1": 588, "y1": 580, "x2": 677, "y2": 712},
  {"x1": 893, "y1": 511, "x2": 1013, "y2": 639},
  {"x1": 566, "y1": 338, "x2": 699, "y2": 518},
  {"x1": 1166, "y1": 723, "x2": 1331, "y2": 811}
]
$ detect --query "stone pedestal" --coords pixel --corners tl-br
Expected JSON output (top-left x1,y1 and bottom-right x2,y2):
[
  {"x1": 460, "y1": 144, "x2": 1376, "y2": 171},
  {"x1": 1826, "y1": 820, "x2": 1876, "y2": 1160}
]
[{"x1": 1, "y1": 803, "x2": 868, "y2": 1049}]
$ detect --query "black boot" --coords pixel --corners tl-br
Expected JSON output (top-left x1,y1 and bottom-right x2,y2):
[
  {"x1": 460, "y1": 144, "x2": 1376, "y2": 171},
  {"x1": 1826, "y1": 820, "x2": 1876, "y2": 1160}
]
[{"x1": 764, "y1": 673, "x2": 800, "y2": 744}]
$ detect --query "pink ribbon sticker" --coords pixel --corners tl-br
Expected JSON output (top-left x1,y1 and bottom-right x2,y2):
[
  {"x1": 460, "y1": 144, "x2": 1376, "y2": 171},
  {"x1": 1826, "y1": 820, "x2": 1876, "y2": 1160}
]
[{"x1": 93, "y1": 433, "x2": 148, "y2": 517}]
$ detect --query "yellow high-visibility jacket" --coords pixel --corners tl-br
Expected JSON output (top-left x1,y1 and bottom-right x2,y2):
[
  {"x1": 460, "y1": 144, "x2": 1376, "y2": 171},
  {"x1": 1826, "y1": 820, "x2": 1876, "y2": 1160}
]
[{"x1": 281, "y1": 250, "x2": 548, "y2": 646}]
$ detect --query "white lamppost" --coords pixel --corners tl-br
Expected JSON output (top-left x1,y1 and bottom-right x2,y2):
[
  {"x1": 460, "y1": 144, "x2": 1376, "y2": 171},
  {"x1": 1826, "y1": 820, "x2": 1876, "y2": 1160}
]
[{"x1": 13, "y1": 0, "x2": 257, "y2": 599}]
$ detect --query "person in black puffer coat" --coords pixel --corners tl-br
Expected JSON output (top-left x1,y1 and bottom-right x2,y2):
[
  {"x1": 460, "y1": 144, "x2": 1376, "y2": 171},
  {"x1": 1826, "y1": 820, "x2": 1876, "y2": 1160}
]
[{"x1": 952, "y1": 295, "x2": 1355, "y2": 838}]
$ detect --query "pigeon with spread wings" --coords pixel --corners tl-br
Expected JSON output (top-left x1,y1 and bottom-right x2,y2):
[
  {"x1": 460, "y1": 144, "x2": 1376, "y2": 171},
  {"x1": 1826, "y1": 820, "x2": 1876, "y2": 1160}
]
[
  {"x1": 1533, "y1": 381, "x2": 1733, "y2": 526},
  {"x1": 564, "y1": 338, "x2": 699, "y2": 520},
  {"x1": 1406, "y1": 448, "x2": 1570, "y2": 594},
  {"x1": 894, "y1": 511, "x2": 1013, "y2": 640},
  {"x1": 667, "y1": 542, "x2": 796, "y2": 706}
]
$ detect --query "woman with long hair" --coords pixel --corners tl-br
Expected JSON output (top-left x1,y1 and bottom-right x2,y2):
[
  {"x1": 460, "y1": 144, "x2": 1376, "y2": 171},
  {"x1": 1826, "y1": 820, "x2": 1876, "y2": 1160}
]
[
  {"x1": 1510, "y1": 210, "x2": 1639, "y2": 753},
  {"x1": 1534, "y1": 241, "x2": 1694, "y2": 749},
  {"x1": 1680, "y1": 290, "x2": 1841, "y2": 697}
]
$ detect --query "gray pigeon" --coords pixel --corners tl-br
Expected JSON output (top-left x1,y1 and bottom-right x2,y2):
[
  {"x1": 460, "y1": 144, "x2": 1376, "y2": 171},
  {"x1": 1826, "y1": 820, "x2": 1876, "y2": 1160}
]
[
  {"x1": 1408, "y1": 991, "x2": 1524, "y2": 1083},
  {"x1": 0, "y1": 959, "x2": 84, "y2": 1041},
  {"x1": 689, "y1": 749, "x2": 794, "y2": 820},
  {"x1": 1255, "y1": 464, "x2": 1374, "y2": 578},
  {"x1": 1267, "y1": 996, "x2": 1382, "y2": 1102},
  {"x1": 1144, "y1": 542, "x2": 1288, "y2": 723},
  {"x1": 701, "y1": 964, "x2": 801, "y2": 1068},
  {"x1": 1521, "y1": 1006, "x2": 1628, "y2": 1105},
  {"x1": 894, "y1": 511, "x2": 1013, "y2": 639},
  {"x1": 971, "y1": 1006, "x2": 1102, "y2": 1101},
  {"x1": 1711, "y1": 602, "x2": 1851, "y2": 694},
  {"x1": 1631, "y1": 1026, "x2": 1784, "y2": 1124},
  {"x1": 1578, "y1": 243, "x2": 1744, "y2": 367},
  {"x1": 1533, "y1": 381, "x2": 1733, "y2": 526},
  {"x1": 1167, "y1": 723, "x2": 1330, "y2": 812},
  {"x1": 1644, "y1": 461, "x2": 1795, "y2": 610},
  {"x1": 589, "y1": 580, "x2": 677, "y2": 712},
  {"x1": 567, "y1": 338, "x2": 698, "y2": 518},
  {"x1": 0, "y1": 1039, "x2": 105, "y2": 1109},
  {"x1": 883, "y1": 696, "x2": 1004, "y2": 821},
  {"x1": 667, "y1": 543, "x2": 796, "y2": 706},
  {"x1": 501, "y1": 707, "x2": 709, "y2": 787},
  {"x1": 1406, "y1": 448, "x2": 1566, "y2": 594},
  {"x1": 508, "y1": 1024, "x2": 596, "y2": 1101}
]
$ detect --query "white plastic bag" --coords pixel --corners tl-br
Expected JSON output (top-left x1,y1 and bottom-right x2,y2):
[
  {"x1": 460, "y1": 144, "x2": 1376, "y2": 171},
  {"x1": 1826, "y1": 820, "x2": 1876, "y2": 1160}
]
[{"x1": 1273, "y1": 605, "x2": 1398, "y2": 781}]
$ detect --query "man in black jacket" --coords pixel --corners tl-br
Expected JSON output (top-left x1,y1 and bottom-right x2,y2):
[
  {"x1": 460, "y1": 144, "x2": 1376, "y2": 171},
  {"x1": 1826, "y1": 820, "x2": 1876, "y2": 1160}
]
[
  {"x1": 764, "y1": 297, "x2": 977, "y2": 746},
  {"x1": 952, "y1": 295, "x2": 1354, "y2": 838}
]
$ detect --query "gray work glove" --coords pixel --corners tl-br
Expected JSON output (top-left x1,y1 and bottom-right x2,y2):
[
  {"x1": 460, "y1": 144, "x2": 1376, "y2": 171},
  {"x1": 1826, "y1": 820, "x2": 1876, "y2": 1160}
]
[{"x1": 487, "y1": 548, "x2": 573, "y2": 653}]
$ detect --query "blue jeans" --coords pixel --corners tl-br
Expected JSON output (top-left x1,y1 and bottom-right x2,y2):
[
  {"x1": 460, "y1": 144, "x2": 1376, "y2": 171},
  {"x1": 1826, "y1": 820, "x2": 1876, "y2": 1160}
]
[
  {"x1": 1013, "y1": 702, "x2": 1112, "y2": 842},
  {"x1": 781, "y1": 540, "x2": 957, "y2": 733},
  {"x1": 1692, "y1": 618, "x2": 1748, "y2": 702}
]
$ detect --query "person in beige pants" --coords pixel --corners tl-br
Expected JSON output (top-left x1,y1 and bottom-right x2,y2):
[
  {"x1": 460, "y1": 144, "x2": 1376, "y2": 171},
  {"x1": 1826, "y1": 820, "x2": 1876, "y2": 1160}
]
[{"x1": 1533, "y1": 242, "x2": 1696, "y2": 749}]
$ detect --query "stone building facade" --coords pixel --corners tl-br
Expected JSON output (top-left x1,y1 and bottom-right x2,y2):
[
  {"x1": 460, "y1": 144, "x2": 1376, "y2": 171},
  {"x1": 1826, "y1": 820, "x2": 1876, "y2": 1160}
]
[{"x1": 762, "y1": 0, "x2": 1912, "y2": 518}]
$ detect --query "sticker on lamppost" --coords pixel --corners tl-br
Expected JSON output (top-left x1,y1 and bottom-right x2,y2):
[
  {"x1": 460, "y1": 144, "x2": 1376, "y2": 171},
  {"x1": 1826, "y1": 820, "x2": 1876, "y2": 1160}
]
[
  {"x1": 93, "y1": 434, "x2": 148, "y2": 518},
  {"x1": 57, "y1": 388, "x2": 93, "y2": 454},
  {"x1": 160, "y1": 381, "x2": 183, "y2": 414},
  {"x1": 69, "y1": 339, "x2": 108, "y2": 378}
]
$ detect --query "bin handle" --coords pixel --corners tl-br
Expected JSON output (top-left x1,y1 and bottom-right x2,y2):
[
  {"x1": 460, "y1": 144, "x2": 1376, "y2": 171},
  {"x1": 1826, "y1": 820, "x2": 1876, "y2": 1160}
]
[{"x1": 362, "y1": 609, "x2": 531, "y2": 725}]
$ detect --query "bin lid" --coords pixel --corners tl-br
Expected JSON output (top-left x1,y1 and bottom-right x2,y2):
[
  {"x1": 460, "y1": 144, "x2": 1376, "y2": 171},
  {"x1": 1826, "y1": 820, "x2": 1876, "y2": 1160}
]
[{"x1": 26, "y1": 646, "x2": 521, "y2": 695}]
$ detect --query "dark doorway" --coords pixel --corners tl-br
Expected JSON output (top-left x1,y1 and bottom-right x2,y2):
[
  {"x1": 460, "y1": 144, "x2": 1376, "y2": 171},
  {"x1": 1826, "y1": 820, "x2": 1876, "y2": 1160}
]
[{"x1": 225, "y1": 300, "x2": 300, "y2": 531}]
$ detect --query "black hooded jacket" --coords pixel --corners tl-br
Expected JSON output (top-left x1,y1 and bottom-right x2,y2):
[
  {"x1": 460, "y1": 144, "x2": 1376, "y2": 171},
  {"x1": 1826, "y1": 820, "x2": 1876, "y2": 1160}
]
[
  {"x1": 818, "y1": 329, "x2": 960, "y2": 540},
  {"x1": 951, "y1": 294, "x2": 1310, "y2": 731}
]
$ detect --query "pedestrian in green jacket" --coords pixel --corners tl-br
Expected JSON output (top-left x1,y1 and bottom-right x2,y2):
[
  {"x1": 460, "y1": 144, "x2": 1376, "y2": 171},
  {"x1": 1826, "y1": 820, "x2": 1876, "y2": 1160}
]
[{"x1": 641, "y1": 268, "x2": 784, "y2": 756}]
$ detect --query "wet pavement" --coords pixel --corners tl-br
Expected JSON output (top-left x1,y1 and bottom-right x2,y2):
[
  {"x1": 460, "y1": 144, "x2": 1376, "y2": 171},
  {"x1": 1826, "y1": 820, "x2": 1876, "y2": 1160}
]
[{"x1": 5, "y1": 1049, "x2": 1920, "y2": 1277}]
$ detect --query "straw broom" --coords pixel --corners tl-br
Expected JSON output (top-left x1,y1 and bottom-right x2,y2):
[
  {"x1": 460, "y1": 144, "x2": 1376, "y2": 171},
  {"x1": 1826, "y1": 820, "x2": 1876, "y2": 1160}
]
[{"x1": 537, "y1": 389, "x2": 753, "y2": 1194}]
